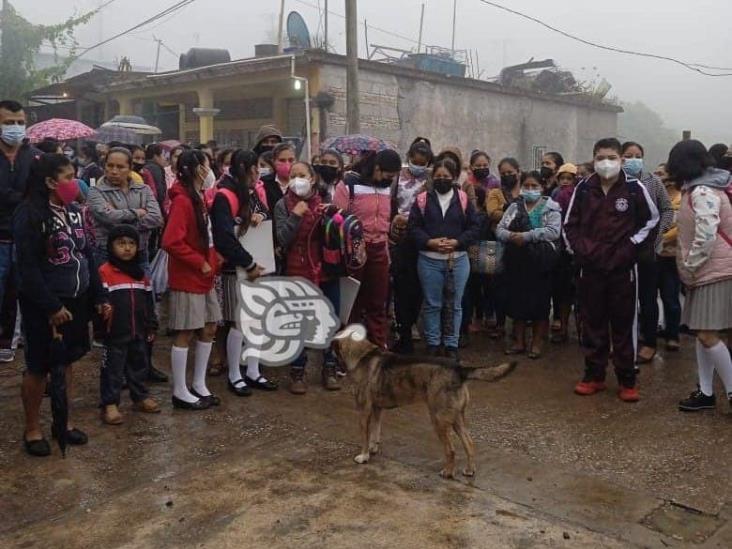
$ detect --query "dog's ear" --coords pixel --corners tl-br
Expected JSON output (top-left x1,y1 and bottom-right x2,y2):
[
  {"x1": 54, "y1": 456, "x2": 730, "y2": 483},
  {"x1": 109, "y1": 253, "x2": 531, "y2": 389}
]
[{"x1": 333, "y1": 324, "x2": 374, "y2": 369}]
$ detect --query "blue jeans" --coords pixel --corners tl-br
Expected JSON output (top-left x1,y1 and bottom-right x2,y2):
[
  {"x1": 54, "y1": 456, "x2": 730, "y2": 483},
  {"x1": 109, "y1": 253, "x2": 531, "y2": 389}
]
[
  {"x1": 291, "y1": 279, "x2": 341, "y2": 370},
  {"x1": 418, "y1": 254, "x2": 470, "y2": 349},
  {"x1": 0, "y1": 242, "x2": 18, "y2": 349}
]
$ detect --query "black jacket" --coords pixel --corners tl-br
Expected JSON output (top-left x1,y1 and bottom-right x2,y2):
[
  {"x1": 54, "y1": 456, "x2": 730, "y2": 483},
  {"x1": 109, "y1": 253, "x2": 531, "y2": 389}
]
[
  {"x1": 143, "y1": 161, "x2": 167, "y2": 207},
  {"x1": 98, "y1": 262, "x2": 157, "y2": 344},
  {"x1": 408, "y1": 190, "x2": 480, "y2": 252},
  {"x1": 0, "y1": 143, "x2": 39, "y2": 241},
  {"x1": 13, "y1": 201, "x2": 103, "y2": 314},
  {"x1": 210, "y1": 176, "x2": 270, "y2": 274}
]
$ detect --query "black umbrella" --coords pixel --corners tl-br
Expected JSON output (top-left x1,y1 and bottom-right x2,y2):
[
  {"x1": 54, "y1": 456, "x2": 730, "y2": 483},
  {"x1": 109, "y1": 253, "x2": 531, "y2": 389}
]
[
  {"x1": 49, "y1": 326, "x2": 69, "y2": 457},
  {"x1": 441, "y1": 253, "x2": 457, "y2": 342}
]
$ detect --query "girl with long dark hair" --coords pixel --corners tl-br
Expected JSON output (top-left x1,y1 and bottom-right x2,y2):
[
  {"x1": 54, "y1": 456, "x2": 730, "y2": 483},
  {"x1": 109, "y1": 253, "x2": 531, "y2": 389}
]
[
  {"x1": 211, "y1": 149, "x2": 274, "y2": 395},
  {"x1": 333, "y1": 149, "x2": 402, "y2": 349},
  {"x1": 162, "y1": 150, "x2": 222, "y2": 410},
  {"x1": 13, "y1": 153, "x2": 108, "y2": 456}
]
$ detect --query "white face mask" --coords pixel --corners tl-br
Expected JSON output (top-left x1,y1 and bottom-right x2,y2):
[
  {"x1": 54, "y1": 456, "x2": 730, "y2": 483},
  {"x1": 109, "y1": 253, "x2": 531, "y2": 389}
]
[
  {"x1": 202, "y1": 168, "x2": 216, "y2": 190},
  {"x1": 290, "y1": 177, "x2": 312, "y2": 198},
  {"x1": 594, "y1": 159, "x2": 621, "y2": 180}
]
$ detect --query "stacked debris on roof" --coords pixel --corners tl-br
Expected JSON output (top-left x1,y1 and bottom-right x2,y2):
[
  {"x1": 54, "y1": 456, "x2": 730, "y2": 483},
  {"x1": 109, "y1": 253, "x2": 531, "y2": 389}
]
[{"x1": 499, "y1": 59, "x2": 582, "y2": 95}]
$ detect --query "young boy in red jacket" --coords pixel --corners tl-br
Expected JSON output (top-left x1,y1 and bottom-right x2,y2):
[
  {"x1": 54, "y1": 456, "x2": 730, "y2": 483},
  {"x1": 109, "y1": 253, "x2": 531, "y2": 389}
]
[{"x1": 98, "y1": 225, "x2": 161, "y2": 424}]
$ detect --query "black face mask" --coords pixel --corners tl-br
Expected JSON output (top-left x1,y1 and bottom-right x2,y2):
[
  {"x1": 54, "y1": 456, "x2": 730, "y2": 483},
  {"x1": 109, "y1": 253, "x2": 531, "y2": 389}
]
[
  {"x1": 540, "y1": 166, "x2": 554, "y2": 181},
  {"x1": 373, "y1": 177, "x2": 393, "y2": 189},
  {"x1": 433, "y1": 178, "x2": 454, "y2": 194},
  {"x1": 315, "y1": 164, "x2": 340, "y2": 184},
  {"x1": 133, "y1": 162, "x2": 145, "y2": 174},
  {"x1": 255, "y1": 143, "x2": 275, "y2": 156},
  {"x1": 501, "y1": 174, "x2": 517, "y2": 188},
  {"x1": 473, "y1": 167, "x2": 490, "y2": 180}
]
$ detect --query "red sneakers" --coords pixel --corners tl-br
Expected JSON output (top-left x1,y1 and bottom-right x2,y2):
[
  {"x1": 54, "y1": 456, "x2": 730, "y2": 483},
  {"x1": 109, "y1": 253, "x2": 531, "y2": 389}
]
[
  {"x1": 574, "y1": 380, "x2": 607, "y2": 396},
  {"x1": 618, "y1": 386, "x2": 640, "y2": 402}
]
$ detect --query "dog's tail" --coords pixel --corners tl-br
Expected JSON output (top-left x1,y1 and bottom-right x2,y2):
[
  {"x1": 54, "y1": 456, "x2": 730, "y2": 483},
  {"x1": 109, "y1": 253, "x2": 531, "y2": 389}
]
[{"x1": 459, "y1": 361, "x2": 517, "y2": 382}]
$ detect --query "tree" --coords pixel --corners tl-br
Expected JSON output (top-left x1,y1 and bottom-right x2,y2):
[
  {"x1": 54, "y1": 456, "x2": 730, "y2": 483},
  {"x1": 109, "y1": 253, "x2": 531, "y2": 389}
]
[
  {"x1": 0, "y1": 1, "x2": 99, "y2": 100},
  {"x1": 618, "y1": 101, "x2": 679, "y2": 168}
]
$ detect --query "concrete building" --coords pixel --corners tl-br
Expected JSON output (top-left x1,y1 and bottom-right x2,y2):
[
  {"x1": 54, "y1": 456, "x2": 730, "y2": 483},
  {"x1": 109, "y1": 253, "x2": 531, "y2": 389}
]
[{"x1": 88, "y1": 49, "x2": 619, "y2": 166}]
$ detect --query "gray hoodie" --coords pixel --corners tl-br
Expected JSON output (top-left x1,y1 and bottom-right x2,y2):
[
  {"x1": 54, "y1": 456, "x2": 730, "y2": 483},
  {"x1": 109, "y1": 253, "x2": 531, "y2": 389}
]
[
  {"x1": 685, "y1": 167, "x2": 731, "y2": 191},
  {"x1": 87, "y1": 177, "x2": 163, "y2": 251}
]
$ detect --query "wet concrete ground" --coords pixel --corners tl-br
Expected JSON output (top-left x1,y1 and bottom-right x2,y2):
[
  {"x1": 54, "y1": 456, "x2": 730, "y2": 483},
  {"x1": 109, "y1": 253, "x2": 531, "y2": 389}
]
[{"x1": 0, "y1": 330, "x2": 730, "y2": 548}]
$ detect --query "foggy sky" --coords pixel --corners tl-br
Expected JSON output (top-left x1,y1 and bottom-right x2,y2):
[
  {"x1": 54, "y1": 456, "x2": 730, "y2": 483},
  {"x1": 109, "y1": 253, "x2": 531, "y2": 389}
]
[{"x1": 24, "y1": 0, "x2": 732, "y2": 147}]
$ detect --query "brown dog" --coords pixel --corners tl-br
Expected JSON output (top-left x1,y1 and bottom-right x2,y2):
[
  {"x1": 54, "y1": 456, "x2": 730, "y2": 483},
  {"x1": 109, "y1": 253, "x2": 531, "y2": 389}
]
[{"x1": 332, "y1": 325, "x2": 516, "y2": 478}]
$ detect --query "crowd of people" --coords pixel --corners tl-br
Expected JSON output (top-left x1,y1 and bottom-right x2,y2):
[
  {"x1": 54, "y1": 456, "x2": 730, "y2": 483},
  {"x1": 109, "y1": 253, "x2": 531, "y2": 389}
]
[{"x1": 0, "y1": 98, "x2": 730, "y2": 458}]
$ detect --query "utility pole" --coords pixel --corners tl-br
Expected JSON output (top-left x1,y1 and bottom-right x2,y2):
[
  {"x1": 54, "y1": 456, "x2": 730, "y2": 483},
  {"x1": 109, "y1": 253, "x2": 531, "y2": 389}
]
[
  {"x1": 345, "y1": 0, "x2": 360, "y2": 133},
  {"x1": 277, "y1": 0, "x2": 286, "y2": 54},
  {"x1": 451, "y1": 0, "x2": 457, "y2": 56},
  {"x1": 1, "y1": 0, "x2": 9, "y2": 65},
  {"x1": 417, "y1": 3, "x2": 425, "y2": 53},
  {"x1": 324, "y1": 0, "x2": 328, "y2": 52},
  {"x1": 153, "y1": 37, "x2": 162, "y2": 73}
]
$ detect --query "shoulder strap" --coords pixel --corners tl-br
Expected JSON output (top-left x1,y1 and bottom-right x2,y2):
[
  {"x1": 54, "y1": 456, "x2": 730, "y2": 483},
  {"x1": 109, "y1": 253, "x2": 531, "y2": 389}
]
[
  {"x1": 416, "y1": 191, "x2": 427, "y2": 214},
  {"x1": 347, "y1": 180, "x2": 355, "y2": 211},
  {"x1": 457, "y1": 189, "x2": 468, "y2": 213},
  {"x1": 217, "y1": 188, "x2": 239, "y2": 217}
]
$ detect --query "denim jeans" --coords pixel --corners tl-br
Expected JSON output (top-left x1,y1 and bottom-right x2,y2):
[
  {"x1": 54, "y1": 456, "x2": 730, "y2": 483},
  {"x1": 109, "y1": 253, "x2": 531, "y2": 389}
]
[
  {"x1": 291, "y1": 279, "x2": 340, "y2": 370},
  {"x1": 0, "y1": 242, "x2": 17, "y2": 350},
  {"x1": 417, "y1": 254, "x2": 470, "y2": 349},
  {"x1": 657, "y1": 256, "x2": 681, "y2": 341}
]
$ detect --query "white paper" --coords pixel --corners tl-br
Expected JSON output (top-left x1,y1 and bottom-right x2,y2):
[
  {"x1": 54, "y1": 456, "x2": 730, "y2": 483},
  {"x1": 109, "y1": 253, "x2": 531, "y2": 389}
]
[
  {"x1": 338, "y1": 276, "x2": 361, "y2": 324},
  {"x1": 237, "y1": 220, "x2": 276, "y2": 275}
]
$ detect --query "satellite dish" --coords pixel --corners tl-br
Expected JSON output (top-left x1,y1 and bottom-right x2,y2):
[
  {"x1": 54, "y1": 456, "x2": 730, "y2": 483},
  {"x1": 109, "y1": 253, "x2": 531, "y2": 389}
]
[{"x1": 287, "y1": 11, "x2": 312, "y2": 49}]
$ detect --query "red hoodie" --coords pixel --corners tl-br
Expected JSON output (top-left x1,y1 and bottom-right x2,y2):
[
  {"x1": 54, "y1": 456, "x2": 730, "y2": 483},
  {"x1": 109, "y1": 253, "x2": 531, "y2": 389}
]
[{"x1": 162, "y1": 182, "x2": 220, "y2": 293}]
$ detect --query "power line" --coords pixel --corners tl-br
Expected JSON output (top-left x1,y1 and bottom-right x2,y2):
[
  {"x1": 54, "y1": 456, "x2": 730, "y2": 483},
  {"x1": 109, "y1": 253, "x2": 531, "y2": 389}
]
[
  {"x1": 73, "y1": 0, "x2": 196, "y2": 60},
  {"x1": 477, "y1": 0, "x2": 732, "y2": 77}
]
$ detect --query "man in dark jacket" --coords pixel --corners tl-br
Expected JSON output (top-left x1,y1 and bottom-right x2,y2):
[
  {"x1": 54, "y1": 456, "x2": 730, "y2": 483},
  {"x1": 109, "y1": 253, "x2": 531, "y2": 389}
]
[
  {"x1": 564, "y1": 138, "x2": 659, "y2": 402},
  {"x1": 0, "y1": 100, "x2": 37, "y2": 362}
]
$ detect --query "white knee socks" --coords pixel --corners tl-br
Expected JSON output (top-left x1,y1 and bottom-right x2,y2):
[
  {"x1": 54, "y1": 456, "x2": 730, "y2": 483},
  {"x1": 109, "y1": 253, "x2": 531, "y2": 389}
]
[
  {"x1": 247, "y1": 355, "x2": 264, "y2": 381},
  {"x1": 227, "y1": 328, "x2": 245, "y2": 384},
  {"x1": 696, "y1": 340, "x2": 732, "y2": 397},
  {"x1": 171, "y1": 346, "x2": 197, "y2": 403},
  {"x1": 192, "y1": 341, "x2": 213, "y2": 397}
]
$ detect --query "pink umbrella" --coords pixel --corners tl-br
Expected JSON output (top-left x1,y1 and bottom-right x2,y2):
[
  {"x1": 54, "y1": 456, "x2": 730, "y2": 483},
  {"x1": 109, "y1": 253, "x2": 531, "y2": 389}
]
[
  {"x1": 27, "y1": 118, "x2": 97, "y2": 143},
  {"x1": 159, "y1": 139, "x2": 181, "y2": 151}
]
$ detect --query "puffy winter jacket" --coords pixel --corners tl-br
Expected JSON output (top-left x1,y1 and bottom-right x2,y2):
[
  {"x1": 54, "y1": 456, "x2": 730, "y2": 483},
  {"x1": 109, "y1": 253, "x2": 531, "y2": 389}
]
[
  {"x1": 676, "y1": 168, "x2": 732, "y2": 287},
  {"x1": 99, "y1": 263, "x2": 157, "y2": 344}
]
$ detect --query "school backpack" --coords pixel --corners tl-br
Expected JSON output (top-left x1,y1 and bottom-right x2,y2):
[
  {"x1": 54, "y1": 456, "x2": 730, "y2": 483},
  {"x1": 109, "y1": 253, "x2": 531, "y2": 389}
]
[{"x1": 321, "y1": 205, "x2": 367, "y2": 276}]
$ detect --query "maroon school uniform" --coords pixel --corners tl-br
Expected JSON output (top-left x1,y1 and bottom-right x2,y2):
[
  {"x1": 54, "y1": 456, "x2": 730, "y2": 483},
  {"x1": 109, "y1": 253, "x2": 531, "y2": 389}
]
[{"x1": 563, "y1": 172, "x2": 659, "y2": 387}]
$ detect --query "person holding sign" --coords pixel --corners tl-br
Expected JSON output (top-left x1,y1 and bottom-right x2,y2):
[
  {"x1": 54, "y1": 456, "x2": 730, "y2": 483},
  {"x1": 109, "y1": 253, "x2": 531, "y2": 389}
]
[{"x1": 210, "y1": 149, "x2": 272, "y2": 396}]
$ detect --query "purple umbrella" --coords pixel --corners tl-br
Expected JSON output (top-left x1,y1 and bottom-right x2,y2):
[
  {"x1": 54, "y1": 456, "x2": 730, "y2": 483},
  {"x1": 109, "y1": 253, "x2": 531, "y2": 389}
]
[
  {"x1": 94, "y1": 125, "x2": 143, "y2": 145},
  {"x1": 321, "y1": 134, "x2": 395, "y2": 156}
]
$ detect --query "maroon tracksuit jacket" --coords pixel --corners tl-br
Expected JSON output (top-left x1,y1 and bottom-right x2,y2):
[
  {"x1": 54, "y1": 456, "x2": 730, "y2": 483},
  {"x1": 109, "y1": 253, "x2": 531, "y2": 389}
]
[{"x1": 563, "y1": 172, "x2": 659, "y2": 386}]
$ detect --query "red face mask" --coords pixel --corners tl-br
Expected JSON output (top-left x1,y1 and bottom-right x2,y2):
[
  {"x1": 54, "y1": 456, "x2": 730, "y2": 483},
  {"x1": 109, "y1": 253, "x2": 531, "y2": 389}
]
[
  {"x1": 55, "y1": 178, "x2": 80, "y2": 205},
  {"x1": 275, "y1": 160, "x2": 292, "y2": 180}
]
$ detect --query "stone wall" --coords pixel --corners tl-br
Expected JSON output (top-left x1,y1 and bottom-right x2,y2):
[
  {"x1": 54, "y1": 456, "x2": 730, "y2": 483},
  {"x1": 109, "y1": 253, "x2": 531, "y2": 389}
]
[{"x1": 319, "y1": 62, "x2": 618, "y2": 167}]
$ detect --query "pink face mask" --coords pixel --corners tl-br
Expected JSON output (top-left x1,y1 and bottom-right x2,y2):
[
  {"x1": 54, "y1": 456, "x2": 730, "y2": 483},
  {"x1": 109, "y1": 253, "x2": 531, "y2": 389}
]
[
  {"x1": 55, "y1": 179, "x2": 80, "y2": 205},
  {"x1": 275, "y1": 160, "x2": 292, "y2": 180}
]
